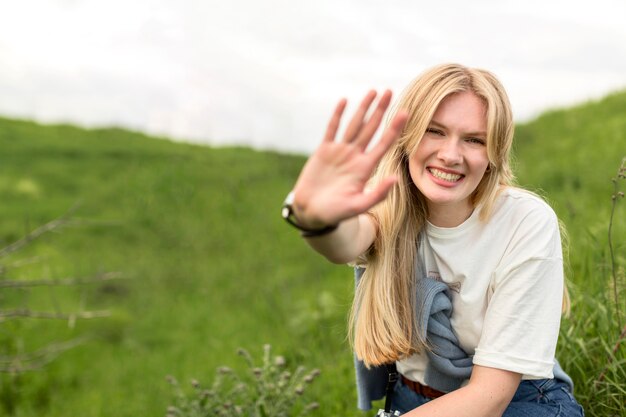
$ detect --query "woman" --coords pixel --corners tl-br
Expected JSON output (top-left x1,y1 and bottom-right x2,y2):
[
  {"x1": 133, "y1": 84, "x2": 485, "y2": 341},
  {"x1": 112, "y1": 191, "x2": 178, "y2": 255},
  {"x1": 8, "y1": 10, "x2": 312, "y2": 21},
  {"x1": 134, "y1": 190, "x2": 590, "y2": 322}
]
[{"x1": 281, "y1": 64, "x2": 584, "y2": 416}]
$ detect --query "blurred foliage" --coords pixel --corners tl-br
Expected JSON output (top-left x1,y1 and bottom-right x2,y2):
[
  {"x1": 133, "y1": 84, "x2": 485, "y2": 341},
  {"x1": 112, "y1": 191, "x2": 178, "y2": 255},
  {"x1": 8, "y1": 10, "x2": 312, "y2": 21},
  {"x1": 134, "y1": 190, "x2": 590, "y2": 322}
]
[{"x1": 0, "y1": 117, "x2": 355, "y2": 416}]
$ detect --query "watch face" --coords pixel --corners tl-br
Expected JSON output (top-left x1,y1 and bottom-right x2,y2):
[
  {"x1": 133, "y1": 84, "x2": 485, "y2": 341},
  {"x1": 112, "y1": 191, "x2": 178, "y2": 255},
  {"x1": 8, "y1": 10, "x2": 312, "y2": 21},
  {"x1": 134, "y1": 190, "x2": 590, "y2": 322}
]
[
  {"x1": 281, "y1": 206, "x2": 291, "y2": 219},
  {"x1": 282, "y1": 191, "x2": 295, "y2": 219}
]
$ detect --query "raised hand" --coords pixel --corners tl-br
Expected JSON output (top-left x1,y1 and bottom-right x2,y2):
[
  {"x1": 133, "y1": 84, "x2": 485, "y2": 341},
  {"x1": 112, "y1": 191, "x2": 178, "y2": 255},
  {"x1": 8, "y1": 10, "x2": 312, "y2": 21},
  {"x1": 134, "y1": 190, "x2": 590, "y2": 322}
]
[{"x1": 291, "y1": 90, "x2": 408, "y2": 229}]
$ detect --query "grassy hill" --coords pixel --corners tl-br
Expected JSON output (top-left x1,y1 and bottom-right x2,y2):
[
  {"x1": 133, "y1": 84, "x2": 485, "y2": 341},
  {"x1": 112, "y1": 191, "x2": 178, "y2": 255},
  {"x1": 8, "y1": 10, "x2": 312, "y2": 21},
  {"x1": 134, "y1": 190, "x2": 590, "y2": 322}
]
[
  {"x1": 513, "y1": 91, "x2": 626, "y2": 334},
  {"x1": 514, "y1": 90, "x2": 626, "y2": 228},
  {"x1": 0, "y1": 90, "x2": 625, "y2": 417}
]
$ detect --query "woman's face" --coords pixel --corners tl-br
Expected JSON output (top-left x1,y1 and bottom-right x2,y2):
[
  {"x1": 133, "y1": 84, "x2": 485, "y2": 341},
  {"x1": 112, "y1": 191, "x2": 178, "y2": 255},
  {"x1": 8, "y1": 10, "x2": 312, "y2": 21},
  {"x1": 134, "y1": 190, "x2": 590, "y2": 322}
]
[{"x1": 408, "y1": 91, "x2": 490, "y2": 227}]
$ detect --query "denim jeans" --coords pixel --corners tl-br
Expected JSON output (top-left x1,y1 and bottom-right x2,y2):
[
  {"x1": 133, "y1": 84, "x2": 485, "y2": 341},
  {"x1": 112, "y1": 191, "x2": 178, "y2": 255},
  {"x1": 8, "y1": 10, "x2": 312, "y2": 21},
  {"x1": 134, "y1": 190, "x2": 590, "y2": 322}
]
[{"x1": 391, "y1": 378, "x2": 584, "y2": 416}]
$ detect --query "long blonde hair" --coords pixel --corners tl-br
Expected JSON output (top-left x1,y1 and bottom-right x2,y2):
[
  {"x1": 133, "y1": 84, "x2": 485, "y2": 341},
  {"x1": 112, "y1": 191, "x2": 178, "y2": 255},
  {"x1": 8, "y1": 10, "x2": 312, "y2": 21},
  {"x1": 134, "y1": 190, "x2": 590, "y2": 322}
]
[{"x1": 348, "y1": 64, "x2": 516, "y2": 366}]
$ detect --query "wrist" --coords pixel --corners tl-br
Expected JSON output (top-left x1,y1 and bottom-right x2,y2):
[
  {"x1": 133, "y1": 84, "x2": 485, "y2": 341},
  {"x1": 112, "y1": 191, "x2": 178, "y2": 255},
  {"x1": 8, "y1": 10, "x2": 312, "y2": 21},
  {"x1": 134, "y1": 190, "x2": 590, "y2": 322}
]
[{"x1": 281, "y1": 191, "x2": 339, "y2": 237}]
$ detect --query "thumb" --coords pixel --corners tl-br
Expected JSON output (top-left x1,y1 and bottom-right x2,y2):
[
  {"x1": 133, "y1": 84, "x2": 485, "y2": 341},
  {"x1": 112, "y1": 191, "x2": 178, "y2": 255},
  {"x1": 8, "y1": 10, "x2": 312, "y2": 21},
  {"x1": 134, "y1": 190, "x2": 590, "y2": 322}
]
[{"x1": 353, "y1": 176, "x2": 398, "y2": 213}]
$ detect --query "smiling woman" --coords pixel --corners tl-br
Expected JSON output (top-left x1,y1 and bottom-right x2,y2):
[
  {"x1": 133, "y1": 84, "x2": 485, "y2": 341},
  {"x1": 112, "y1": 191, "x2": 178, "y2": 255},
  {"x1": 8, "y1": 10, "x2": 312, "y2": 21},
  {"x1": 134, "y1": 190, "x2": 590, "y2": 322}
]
[{"x1": 281, "y1": 63, "x2": 584, "y2": 417}]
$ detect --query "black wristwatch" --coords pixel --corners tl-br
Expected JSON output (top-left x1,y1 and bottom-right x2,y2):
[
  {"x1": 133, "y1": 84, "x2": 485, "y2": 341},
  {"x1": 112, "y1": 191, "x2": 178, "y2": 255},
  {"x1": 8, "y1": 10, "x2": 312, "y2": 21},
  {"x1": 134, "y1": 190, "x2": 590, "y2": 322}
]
[{"x1": 281, "y1": 191, "x2": 338, "y2": 237}]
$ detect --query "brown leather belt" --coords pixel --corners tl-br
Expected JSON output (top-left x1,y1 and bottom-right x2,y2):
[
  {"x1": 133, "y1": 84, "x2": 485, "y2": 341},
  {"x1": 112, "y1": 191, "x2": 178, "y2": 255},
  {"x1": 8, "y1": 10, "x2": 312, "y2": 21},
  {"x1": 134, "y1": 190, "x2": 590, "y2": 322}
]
[{"x1": 401, "y1": 375, "x2": 446, "y2": 399}]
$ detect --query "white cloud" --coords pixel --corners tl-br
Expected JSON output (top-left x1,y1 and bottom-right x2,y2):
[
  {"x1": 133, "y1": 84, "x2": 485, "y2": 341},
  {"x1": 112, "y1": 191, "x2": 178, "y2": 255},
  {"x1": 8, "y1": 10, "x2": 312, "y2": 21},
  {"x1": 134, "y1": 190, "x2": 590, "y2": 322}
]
[{"x1": 0, "y1": 0, "x2": 625, "y2": 154}]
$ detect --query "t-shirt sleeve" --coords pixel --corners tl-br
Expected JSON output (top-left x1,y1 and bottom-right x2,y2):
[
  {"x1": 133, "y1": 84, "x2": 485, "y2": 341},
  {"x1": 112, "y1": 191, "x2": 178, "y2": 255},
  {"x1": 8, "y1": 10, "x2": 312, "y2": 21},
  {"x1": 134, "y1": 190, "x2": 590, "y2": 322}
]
[{"x1": 473, "y1": 205, "x2": 564, "y2": 378}]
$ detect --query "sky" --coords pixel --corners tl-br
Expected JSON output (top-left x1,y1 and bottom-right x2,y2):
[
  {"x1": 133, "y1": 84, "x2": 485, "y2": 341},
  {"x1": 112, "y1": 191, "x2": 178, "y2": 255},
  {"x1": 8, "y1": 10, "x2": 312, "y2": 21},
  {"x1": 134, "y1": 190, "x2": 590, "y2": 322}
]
[{"x1": 1, "y1": 0, "x2": 625, "y2": 154}]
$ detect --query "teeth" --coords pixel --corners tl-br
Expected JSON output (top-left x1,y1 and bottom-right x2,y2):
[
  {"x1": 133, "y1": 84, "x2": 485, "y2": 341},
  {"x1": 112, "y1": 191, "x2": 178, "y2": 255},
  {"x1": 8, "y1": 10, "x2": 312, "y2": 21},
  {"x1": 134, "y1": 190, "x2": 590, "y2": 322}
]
[{"x1": 429, "y1": 168, "x2": 462, "y2": 182}]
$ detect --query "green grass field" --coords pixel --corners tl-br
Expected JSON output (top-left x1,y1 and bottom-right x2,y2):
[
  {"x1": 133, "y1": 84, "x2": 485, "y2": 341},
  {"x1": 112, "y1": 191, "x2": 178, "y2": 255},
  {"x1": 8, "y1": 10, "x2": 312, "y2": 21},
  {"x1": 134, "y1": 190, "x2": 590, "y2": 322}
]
[{"x1": 0, "y1": 90, "x2": 625, "y2": 416}]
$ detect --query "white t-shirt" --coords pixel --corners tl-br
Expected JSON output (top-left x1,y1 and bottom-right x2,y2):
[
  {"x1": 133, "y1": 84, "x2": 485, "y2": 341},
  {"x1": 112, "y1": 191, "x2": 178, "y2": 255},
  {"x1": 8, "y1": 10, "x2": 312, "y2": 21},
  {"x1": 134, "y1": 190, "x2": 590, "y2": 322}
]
[{"x1": 397, "y1": 187, "x2": 564, "y2": 384}]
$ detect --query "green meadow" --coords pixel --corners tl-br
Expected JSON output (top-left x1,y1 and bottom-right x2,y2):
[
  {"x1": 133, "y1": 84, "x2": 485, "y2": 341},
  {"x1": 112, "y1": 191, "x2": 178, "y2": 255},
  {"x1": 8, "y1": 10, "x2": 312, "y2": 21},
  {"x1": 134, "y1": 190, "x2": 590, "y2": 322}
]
[{"x1": 0, "y1": 90, "x2": 625, "y2": 416}]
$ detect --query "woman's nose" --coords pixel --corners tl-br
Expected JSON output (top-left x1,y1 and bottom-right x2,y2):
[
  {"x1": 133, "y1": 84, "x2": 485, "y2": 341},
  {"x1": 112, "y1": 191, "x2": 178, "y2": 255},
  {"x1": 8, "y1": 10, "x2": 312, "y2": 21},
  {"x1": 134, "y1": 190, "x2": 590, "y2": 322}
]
[{"x1": 437, "y1": 138, "x2": 463, "y2": 165}]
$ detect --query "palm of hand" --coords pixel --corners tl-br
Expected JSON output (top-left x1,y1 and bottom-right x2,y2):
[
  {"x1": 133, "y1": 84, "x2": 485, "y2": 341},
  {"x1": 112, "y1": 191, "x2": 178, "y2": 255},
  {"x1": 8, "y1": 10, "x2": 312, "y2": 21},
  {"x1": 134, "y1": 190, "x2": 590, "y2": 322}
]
[{"x1": 292, "y1": 90, "x2": 408, "y2": 228}]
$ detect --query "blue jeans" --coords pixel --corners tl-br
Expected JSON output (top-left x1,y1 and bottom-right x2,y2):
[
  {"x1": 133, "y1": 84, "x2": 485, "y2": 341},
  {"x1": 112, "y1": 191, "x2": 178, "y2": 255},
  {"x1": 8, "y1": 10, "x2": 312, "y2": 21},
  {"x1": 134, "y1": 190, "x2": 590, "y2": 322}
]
[{"x1": 391, "y1": 378, "x2": 584, "y2": 416}]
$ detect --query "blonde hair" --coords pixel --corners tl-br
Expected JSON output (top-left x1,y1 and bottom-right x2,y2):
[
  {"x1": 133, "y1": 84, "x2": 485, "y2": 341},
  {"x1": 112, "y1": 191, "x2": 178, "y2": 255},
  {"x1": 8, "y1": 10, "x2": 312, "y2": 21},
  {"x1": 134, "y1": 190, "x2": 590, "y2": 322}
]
[{"x1": 348, "y1": 63, "x2": 517, "y2": 366}]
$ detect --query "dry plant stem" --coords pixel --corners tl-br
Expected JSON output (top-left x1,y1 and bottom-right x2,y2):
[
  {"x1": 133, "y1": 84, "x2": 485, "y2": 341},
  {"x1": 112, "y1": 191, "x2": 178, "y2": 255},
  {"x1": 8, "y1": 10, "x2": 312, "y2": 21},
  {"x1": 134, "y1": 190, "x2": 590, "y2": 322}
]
[
  {"x1": 608, "y1": 157, "x2": 626, "y2": 331},
  {"x1": 0, "y1": 271, "x2": 125, "y2": 288},
  {"x1": 0, "y1": 256, "x2": 42, "y2": 274},
  {"x1": 596, "y1": 324, "x2": 626, "y2": 384},
  {"x1": 0, "y1": 207, "x2": 78, "y2": 259},
  {"x1": 596, "y1": 157, "x2": 626, "y2": 385},
  {"x1": 0, "y1": 309, "x2": 110, "y2": 322},
  {"x1": 0, "y1": 336, "x2": 89, "y2": 373},
  {"x1": 0, "y1": 204, "x2": 117, "y2": 379},
  {"x1": 608, "y1": 178, "x2": 623, "y2": 330}
]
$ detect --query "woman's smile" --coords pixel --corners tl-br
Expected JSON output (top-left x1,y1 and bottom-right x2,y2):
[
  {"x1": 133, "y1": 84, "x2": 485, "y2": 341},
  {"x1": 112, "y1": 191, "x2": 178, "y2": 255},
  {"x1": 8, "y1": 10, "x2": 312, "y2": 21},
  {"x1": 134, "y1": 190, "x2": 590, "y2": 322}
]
[{"x1": 427, "y1": 167, "x2": 465, "y2": 185}]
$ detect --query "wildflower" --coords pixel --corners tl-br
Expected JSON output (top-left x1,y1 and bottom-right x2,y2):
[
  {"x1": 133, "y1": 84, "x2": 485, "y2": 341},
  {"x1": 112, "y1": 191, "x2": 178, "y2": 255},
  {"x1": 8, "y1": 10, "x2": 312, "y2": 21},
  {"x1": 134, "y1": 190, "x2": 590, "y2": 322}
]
[
  {"x1": 218, "y1": 366, "x2": 232, "y2": 374},
  {"x1": 306, "y1": 402, "x2": 320, "y2": 410},
  {"x1": 165, "y1": 345, "x2": 320, "y2": 416}
]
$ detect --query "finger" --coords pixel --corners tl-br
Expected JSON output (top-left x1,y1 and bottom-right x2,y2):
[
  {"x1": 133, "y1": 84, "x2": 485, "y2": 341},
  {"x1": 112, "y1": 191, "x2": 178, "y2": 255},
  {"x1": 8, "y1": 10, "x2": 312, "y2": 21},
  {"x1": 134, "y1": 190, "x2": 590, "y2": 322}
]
[
  {"x1": 367, "y1": 110, "x2": 409, "y2": 162},
  {"x1": 351, "y1": 176, "x2": 398, "y2": 213},
  {"x1": 322, "y1": 98, "x2": 348, "y2": 143},
  {"x1": 342, "y1": 90, "x2": 377, "y2": 142},
  {"x1": 353, "y1": 89, "x2": 392, "y2": 150}
]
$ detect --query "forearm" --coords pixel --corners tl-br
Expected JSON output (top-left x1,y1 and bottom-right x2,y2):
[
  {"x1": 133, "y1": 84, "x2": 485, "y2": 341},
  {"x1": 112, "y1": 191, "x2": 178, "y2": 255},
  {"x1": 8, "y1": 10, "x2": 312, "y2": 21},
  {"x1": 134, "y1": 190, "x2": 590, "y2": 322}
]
[
  {"x1": 403, "y1": 384, "x2": 509, "y2": 417},
  {"x1": 403, "y1": 366, "x2": 520, "y2": 417},
  {"x1": 302, "y1": 213, "x2": 376, "y2": 264}
]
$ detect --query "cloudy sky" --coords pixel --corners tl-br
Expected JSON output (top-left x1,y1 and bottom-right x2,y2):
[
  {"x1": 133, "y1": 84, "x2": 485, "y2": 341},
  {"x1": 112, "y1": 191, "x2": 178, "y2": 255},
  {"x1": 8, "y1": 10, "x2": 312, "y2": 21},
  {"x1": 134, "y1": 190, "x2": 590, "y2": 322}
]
[{"x1": 1, "y1": 0, "x2": 625, "y2": 154}]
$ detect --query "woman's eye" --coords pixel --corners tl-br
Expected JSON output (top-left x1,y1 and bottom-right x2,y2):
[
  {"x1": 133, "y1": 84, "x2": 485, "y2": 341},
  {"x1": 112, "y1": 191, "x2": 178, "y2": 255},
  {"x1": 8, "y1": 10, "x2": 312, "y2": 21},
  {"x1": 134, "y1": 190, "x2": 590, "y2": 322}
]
[
  {"x1": 426, "y1": 128, "x2": 444, "y2": 136},
  {"x1": 466, "y1": 137, "x2": 485, "y2": 145}
]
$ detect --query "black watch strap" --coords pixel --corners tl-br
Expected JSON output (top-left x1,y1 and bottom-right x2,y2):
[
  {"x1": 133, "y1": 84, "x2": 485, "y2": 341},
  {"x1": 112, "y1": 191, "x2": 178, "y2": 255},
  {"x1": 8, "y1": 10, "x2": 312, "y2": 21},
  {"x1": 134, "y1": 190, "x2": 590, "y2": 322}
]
[{"x1": 281, "y1": 191, "x2": 338, "y2": 237}]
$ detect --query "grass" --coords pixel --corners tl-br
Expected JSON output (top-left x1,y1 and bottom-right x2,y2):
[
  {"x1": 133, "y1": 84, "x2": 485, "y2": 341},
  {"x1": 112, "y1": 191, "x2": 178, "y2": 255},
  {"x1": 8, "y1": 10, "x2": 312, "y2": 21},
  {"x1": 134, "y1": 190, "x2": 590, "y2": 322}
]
[
  {"x1": 0, "y1": 120, "x2": 358, "y2": 416},
  {"x1": 0, "y1": 89, "x2": 625, "y2": 416},
  {"x1": 513, "y1": 91, "x2": 626, "y2": 416}
]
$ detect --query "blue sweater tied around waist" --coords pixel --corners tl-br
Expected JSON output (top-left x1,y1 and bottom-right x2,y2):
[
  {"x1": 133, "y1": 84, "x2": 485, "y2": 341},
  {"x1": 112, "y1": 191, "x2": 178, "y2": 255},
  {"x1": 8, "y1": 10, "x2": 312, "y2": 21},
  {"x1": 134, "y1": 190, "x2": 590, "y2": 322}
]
[{"x1": 353, "y1": 266, "x2": 573, "y2": 411}]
